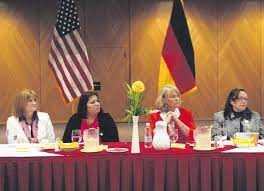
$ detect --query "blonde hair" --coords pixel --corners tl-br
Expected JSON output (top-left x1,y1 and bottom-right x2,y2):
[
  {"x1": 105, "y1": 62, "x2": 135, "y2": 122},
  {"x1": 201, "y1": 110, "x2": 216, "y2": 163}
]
[
  {"x1": 155, "y1": 85, "x2": 180, "y2": 112},
  {"x1": 14, "y1": 89, "x2": 37, "y2": 118}
]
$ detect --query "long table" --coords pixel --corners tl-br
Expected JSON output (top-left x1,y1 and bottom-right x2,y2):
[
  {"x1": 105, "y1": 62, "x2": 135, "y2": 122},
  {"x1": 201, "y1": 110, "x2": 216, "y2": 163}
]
[{"x1": 0, "y1": 142, "x2": 264, "y2": 191}]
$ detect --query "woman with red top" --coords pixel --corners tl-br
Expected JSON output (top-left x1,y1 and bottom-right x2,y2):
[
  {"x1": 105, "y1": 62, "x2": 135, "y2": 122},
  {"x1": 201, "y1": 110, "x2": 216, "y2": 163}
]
[
  {"x1": 149, "y1": 85, "x2": 195, "y2": 142},
  {"x1": 62, "y1": 92, "x2": 119, "y2": 143}
]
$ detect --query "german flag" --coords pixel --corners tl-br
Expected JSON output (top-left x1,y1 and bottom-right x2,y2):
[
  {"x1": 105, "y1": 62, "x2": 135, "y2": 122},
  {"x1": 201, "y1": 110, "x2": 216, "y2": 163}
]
[{"x1": 158, "y1": 0, "x2": 196, "y2": 95}]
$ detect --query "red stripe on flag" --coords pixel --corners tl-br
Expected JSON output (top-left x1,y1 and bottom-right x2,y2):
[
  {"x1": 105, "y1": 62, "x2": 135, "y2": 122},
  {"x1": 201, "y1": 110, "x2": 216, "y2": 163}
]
[
  {"x1": 53, "y1": 38, "x2": 85, "y2": 93},
  {"x1": 70, "y1": 33, "x2": 93, "y2": 73},
  {"x1": 70, "y1": 33, "x2": 93, "y2": 89},
  {"x1": 162, "y1": 25, "x2": 195, "y2": 93},
  {"x1": 62, "y1": 34, "x2": 91, "y2": 89},
  {"x1": 48, "y1": 59, "x2": 70, "y2": 102},
  {"x1": 49, "y1": 48, "x2": 77, "y2": 99}
]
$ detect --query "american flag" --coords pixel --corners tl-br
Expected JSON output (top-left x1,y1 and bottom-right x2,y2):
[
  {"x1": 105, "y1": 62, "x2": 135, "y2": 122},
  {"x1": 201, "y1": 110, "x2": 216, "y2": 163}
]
[{"x1": 48, "y1": 0, "x2": 93, "y2": 103}]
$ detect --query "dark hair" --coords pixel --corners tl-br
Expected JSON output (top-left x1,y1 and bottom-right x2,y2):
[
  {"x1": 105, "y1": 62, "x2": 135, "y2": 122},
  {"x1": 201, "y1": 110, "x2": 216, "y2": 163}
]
[
  {"x1": 77, "y1": 92, "x2": 103, "y2": 118},
  {"x1": 223, "y1": 88, "x2": 251, "y2": 120}
]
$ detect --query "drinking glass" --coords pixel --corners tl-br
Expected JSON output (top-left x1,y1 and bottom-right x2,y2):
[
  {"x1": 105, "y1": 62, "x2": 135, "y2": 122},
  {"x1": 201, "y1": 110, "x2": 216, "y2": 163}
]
[
  {"x1": 221, "y1": 123, "x2": 227, "y2": 141},
  {"x1": 169, "y1": 128, "x2": 178, "y2": 143},
  {"x1": 71, "y1": 129, "x2": 82, "y2": 143}
]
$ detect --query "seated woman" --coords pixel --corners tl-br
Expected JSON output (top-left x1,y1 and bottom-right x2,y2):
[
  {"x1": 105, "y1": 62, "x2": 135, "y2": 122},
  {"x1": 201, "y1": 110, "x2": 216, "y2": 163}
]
[
  {"x1": 62, "y1": 92, "x2": 119, "y2": 143},
  {"x1": 149, "y1": 85, "x2": 196, "y2": 142},
  {"x1": 212, "y1": 88, "x2": 264, "y2": 139},
  {"x1": 6, "y1": 89, "x2": 55, "y2": 143}
]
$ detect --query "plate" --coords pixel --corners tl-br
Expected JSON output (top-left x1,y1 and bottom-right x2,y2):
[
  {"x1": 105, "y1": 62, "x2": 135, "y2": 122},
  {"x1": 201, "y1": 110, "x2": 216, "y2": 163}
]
[
  {"x1": 106, "y1": 148, "x2": 128, "y2": 153},
  {"x1": 193, "y1": 146, "x2": 216, "y2": 151}
]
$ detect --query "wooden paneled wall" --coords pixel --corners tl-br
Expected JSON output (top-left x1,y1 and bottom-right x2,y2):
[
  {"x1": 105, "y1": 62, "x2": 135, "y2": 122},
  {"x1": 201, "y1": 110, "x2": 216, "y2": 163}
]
[{"x1": 0, "y1": 0, "x2": 264, "y2": 124}]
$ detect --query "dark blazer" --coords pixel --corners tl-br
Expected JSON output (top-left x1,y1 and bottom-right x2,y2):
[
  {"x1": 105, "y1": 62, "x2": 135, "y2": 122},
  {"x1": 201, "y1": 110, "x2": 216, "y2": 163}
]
[{"x1": 62, "y1": 112, "x2": 119, "y2": 143}]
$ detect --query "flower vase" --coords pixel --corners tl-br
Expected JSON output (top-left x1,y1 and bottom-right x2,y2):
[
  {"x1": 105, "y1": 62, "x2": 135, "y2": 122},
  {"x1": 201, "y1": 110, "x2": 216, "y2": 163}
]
[{"x1": 131, "y1": 116, "x2": 140, "y2": 153}]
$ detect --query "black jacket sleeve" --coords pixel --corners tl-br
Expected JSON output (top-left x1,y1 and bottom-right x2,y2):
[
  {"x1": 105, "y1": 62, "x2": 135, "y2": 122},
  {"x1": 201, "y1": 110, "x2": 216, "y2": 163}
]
[
  {"x1": 99, "y1": 113, "x2": 119, "y2": 142},
  {"x1": 62, "y1": 114, "x2": 81, "y2": 143}
]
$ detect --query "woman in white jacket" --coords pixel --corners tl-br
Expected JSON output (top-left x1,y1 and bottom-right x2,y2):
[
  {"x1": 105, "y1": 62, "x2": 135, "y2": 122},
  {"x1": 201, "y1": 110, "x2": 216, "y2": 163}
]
[{"x1": 6, "y1": 89, "x2": 55, "y2": 143}]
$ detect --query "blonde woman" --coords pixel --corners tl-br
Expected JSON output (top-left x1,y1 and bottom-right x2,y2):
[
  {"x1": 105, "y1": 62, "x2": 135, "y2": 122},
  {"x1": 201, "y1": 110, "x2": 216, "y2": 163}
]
[
  {"x1": 149, "y1": 85, "x2": 195, "y2": 142},
  {"x1": 6, "y1": 89, "x2": 55, "y2": 143}
]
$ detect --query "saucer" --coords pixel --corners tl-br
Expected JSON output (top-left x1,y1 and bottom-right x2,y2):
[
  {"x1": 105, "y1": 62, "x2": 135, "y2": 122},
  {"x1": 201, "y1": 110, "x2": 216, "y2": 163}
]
[{"x1": 106, "y1": 148, "x2": 128, "y2": 153}]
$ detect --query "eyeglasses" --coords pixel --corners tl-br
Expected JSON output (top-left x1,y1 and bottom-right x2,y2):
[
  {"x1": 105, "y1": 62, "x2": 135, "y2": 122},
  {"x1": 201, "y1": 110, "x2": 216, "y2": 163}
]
[{"x1": 236, "y1": 97, "x2": 248, "y2": 102}]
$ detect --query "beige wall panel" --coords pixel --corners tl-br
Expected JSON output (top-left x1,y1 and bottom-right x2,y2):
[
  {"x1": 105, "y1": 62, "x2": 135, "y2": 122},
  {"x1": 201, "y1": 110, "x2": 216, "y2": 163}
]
[
  {"x1": 261, "y1": 0, "x2": 264, "y2": 116},
  {"x1": 39, "y1": 0, "x2": 73, "y2": 123},
  {"x1": 0, "y1": 2, "x2": 12, "y2": 122},
  {"x1": 218, "y1": 0, "x2": 261, "y2": 113},
  {"x1": 0, "y1": 0, "x2": 40, "y2": 123},
  {"x1": 84, "y1": 0, "x2": 129, "y2": 46},
  {"x1": 130, "y1": 1, "x2": 173, "y2": 112},
  {"x1": 181, "y1": 0, "x2": 218, "y2": 120},
  {"x1": 90, "y1": 48, "x2": 129, "y2": 121}
]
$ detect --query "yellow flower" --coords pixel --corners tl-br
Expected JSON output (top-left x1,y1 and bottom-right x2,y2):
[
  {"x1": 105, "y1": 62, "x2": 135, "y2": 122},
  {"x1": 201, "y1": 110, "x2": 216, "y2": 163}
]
[
  {"x1": 123, "y1": 80, "x2": 149, "y2": 122},
  {"x1": 132, "y1": 81, "x2": 145, "y2": 93}
]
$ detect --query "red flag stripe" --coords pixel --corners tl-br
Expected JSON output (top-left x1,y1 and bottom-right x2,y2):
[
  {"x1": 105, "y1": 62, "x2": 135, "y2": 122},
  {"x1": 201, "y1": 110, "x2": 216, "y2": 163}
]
[
  {"x1": 49, "y1": 46, "x2": 78, "y2": 98},
  {"x1": 54, "y1": 29, "x2": 87, "y2": 93},
  {"x1": 52, "y1": 36, "x2": 85, "y2": 95},
  {"x1": 71, "y1": 32, "x2": 92, "y2": 75},
  {"x1": 48, "y1": 56, "x2": 71, "y2": 102},
  {"x1": 49, "y1": 49, "x2": 75, "y2": 101},
  {"x1": 73, "y1": 30, "x2": 89, "y2": 62},
  {"x1": 62, "y1": 36, "x2": 90, "y2": 91},
  {"x1": 65, "y1": 32, "x2": 92, "y2": 89},
  {"x1": 72, "y1": 31, "x2": 93, "y2": 86},
  {"x1": 51, "y1": 39, "x2": 82, "y2": 97},
  {"x1": 70, "y1": 33, "x2": 93, "y2": 89},
  {"x1": 69, "y1": 40, "x2": 93, "y2": 90}
]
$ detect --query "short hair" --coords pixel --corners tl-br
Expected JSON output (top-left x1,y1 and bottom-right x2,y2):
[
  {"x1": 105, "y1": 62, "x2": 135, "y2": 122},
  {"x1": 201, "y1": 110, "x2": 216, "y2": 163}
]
[
  {"x1": 14, "y1": 89, "x2": 37, "y2": 118},
  {"x1": 77, "y1": 92, "x2": 103, "y2": 118},
  {"x1": 155, "y1": 85, "x2": 180, "y2": 112}
]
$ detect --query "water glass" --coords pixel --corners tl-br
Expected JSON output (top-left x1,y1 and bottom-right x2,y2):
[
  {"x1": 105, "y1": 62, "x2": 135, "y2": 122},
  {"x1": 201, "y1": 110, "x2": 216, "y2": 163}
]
[
  {"x1": 169, "y1": 128, "x2": 178, "y2": 143},
  {"x1": 222, "y1": 132, "x2": 227, "y2": 141},
  {"x1": 71, "y1": 129, "x2": 82, "y2": 143},
  {"x1": 221, "y1": 123, "x2": 228, "y2": 141}
]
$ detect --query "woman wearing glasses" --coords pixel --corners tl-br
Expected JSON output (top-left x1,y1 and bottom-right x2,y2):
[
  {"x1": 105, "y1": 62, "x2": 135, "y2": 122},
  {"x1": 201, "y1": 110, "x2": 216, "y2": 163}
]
[{"x1": 212, "y1": 88, "x2": 264, "y2": 139}]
